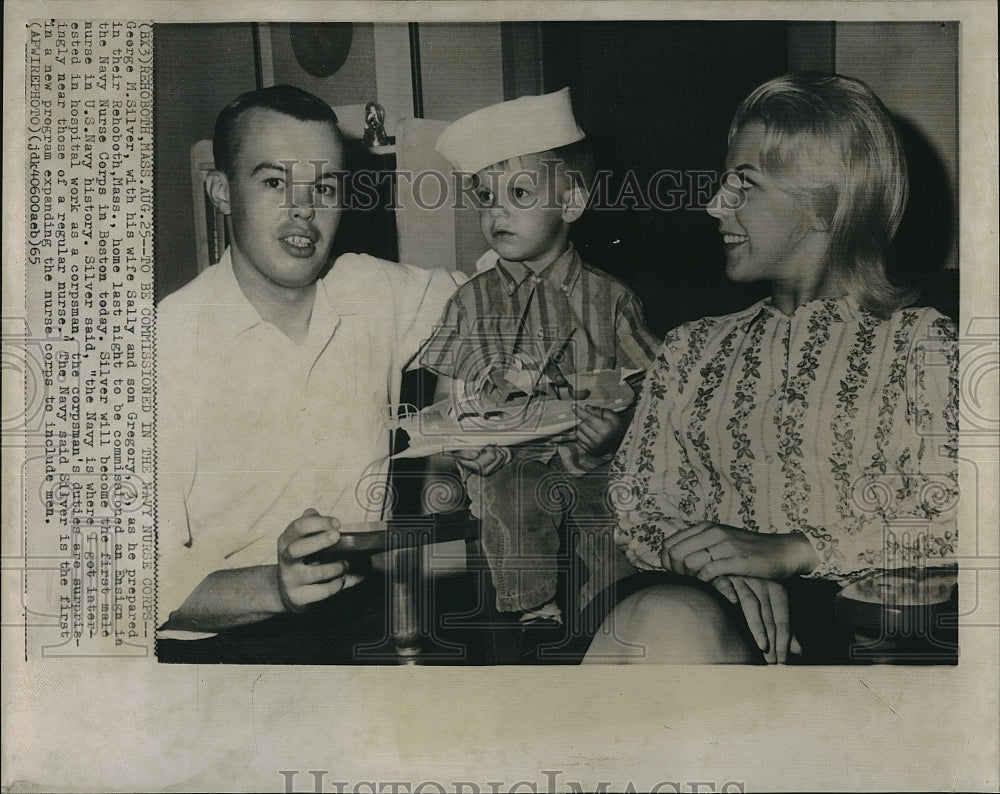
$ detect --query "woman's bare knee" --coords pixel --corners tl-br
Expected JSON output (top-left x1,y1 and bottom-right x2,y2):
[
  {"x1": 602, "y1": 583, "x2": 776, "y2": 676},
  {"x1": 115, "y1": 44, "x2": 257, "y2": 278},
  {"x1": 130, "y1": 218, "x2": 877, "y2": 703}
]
[{"x1": 584, "y1": 584, "x2": 756, "y2": 664}]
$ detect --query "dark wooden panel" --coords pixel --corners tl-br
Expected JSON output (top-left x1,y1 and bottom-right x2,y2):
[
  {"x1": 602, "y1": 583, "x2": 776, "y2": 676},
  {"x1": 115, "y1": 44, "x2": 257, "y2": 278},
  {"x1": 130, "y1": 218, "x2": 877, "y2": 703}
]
[
  {"x1": 541, "y1": 21, "x2": 790, "y2": 336},
  {"x1": 153, "y1": 24, "x2": 258, "y2": 302}
]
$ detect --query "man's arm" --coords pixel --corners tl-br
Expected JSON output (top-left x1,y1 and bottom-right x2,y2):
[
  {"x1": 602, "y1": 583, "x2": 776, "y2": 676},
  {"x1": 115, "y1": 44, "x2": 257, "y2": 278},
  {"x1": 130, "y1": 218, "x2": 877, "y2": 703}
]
[
  {"x1": 163, "y1": 510, "x2": 361, "y2": 633},
  {"x1": 327, "y1": 252, "x2": 461, "y2": 371},
  {"x1": 165, "y1": 565, "x2": 286, "y2": 632}
]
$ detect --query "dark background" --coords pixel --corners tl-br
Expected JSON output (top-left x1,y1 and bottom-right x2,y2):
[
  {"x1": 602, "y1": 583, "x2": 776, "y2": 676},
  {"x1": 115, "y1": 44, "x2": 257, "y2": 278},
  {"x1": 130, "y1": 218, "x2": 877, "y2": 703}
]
[{"x1": 154, "y1": 21, "x2": 959, "y2": 335}]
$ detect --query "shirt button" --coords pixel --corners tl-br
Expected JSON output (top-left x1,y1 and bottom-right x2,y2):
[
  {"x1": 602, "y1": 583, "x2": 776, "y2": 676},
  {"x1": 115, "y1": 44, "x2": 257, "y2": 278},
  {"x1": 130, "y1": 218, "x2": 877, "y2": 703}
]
[
  {"x1": 765, "y1": 454, "x2": 774, "y2": 464},
  {"x1": 536, "y1": 330, "x2": 544, "y2": 338}
]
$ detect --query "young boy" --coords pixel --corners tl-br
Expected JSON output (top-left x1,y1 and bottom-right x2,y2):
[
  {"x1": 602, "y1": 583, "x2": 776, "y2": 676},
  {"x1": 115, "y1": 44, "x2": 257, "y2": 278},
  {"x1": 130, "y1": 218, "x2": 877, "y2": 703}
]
[{"x1": 421, "y1": 88, "x2": 659, "y2": 660}]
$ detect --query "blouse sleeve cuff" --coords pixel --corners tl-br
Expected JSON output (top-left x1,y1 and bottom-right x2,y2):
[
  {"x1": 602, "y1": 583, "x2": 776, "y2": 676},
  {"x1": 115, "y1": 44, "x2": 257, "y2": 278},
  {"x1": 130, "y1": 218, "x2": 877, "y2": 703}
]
[
  {"x1": 613, "y1": 520, "x2": 671, "y2": 571},
  {"x1": 797, "y1": 519, "x2": 895, "y2": 580},
  {"x1": 797, "y1": 524, "x2": 850, "y2": 580}
]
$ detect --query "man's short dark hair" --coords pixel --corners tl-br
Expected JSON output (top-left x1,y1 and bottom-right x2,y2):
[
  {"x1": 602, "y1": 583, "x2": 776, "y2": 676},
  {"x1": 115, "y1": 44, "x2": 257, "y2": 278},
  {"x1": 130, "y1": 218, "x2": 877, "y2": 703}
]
[{"x1": 213, "y1": 84, "x2": 341, "y2": 177}]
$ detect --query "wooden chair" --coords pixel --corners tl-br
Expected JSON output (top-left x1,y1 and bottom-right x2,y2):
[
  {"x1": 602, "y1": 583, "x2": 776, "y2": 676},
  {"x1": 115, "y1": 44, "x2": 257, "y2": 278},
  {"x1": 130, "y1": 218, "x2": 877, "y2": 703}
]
[{"x1": 190, "y1": 139, "x2": 229, "y2": 273}]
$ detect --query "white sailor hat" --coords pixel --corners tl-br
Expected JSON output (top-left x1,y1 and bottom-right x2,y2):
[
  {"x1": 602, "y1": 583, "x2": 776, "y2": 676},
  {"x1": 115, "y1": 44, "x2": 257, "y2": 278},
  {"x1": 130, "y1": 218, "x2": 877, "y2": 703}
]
[{"x1": 434, "y1": 87, "x2": 585, "y2": 174}]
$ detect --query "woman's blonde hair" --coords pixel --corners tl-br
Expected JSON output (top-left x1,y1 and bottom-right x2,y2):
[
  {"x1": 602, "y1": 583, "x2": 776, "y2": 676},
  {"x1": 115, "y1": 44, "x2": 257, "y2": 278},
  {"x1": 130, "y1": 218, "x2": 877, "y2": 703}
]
[{"x1": 730, "y1": 72, "x2": 915, "y2": 316}]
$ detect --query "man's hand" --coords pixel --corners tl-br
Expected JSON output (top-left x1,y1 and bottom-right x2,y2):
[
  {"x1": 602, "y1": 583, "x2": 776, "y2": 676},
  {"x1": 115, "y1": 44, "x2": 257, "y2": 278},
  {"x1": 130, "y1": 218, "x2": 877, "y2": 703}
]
[
  {"x1": 661, "y1": 521, "x2": 820, "y2": 582},
  {"x1": 276, "y1": 508, "x2": 363, "y2": 613},
  {"x1": 448, "y1": 444, "x2": 512, "y2": 476},
  {"x1": 570, "y1": 404, "x2": 633, "y2": 457},
  {"x1": 712, "y1": 575, "x2": 803, "y2": 664}
]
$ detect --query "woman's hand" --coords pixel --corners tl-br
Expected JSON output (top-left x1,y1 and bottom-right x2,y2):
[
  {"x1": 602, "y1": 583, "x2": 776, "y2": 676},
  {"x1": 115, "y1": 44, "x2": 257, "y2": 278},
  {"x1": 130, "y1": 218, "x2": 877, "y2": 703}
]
[
  {"x1": 712, "y1": 575, "x2": 803, "y2": 664},
  {"x1": 660, "y1": 521, "x2": 820, "y2": 582}
]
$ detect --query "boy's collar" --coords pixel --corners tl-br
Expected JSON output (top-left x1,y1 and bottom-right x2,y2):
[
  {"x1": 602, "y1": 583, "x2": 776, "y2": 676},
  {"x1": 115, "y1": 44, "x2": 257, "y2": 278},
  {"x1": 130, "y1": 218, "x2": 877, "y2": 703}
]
[{"x1": 495, "y1": 245, "x2": 583, "y2": 296}]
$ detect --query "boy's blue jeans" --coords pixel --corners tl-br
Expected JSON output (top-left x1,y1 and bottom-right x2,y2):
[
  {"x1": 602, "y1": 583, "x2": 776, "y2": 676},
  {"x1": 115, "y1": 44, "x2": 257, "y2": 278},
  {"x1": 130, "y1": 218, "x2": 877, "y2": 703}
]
[{"x1": 465, "y1": 449, "x2": 633, "y2": 614}]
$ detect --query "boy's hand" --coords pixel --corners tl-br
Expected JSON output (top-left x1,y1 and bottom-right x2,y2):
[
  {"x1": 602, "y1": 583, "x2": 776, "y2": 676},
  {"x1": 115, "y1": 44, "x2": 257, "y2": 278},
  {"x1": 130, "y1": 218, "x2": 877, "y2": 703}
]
[
  {"x1": 570, "y1": 404, "x2": 633, "y2": 457},
  {"x1": 449, "y1": 444, "x2": 512, "y2": 476}
]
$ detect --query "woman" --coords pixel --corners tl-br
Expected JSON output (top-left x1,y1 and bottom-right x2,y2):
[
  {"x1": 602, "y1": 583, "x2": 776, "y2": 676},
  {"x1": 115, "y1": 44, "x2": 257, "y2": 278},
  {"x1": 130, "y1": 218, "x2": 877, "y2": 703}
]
[{"x1": 586, "y1": 73, "x2": 958, "y2": 664}]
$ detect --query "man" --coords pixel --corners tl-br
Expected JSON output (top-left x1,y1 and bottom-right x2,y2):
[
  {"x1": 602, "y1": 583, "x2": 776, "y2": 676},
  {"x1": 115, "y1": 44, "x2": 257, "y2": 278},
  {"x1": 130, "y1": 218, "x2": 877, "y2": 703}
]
[{"x1": 156, "y1": 85, "x2": 459, "y2": 662}]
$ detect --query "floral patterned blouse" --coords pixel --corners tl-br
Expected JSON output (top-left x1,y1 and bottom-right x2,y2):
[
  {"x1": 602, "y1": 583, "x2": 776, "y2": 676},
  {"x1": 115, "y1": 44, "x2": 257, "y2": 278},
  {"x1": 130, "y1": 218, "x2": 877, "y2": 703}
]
[{"x1": 611, "y1": 296, "x2": 959, "y2": 582}]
